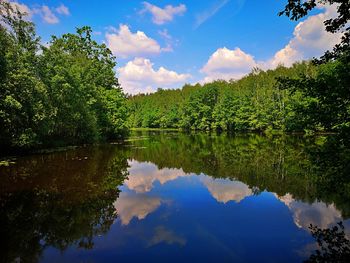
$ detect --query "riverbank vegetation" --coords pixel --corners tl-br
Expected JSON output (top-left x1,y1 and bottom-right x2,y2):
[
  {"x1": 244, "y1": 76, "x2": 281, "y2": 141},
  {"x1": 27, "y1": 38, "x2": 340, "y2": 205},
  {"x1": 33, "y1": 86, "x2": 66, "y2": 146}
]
[
  {"x1": 0, "y1": 2, "x2": 128, "y2": 152},
  {"x1": 127, "y1": 56, "x2": 349, "y2": 133},
  {"x1": 1, "y1": 0, "x2": 349, "y2": 153},
  {"x1": 128, "y1": 0, "x2": 350, "y2": 134}
]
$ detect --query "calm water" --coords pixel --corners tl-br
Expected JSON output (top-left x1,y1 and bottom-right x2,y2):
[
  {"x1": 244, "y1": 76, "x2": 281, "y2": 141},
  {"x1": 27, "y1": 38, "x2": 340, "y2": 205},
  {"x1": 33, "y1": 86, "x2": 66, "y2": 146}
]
[{"x1": 1, "y1": 132, "x2": 349, "y2": 262}]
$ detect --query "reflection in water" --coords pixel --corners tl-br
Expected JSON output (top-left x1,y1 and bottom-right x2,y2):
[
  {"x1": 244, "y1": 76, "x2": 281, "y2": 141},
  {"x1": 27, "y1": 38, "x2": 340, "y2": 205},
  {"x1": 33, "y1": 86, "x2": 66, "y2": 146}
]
[
  {"x1": 114, "y1": 192, "x2": 162, "y2": 225},
  {"x1": 201, "y1": 177, "x2": 253, "y2": 203},
  {"x1": 306, "y1": 222, "x2": 350, "y2": 262},
  {"x1": 1, "y1": 132, "x2": 350, "y2": 262},
  {"x1": 126, "y1": 160, "x2": 254, "y2": 204},
  {"x1": 277, "y1": 193, "x2": 343, "y2": 231},
  {"x1": 125, "y1": 160, "x2": 190, "y2": 193},
  {"x1": 0, "y1": 145, "x2": 128, "y2": 263},
  {"x1": 148, "y1": 226, "x2": 186, "y2": 247}
]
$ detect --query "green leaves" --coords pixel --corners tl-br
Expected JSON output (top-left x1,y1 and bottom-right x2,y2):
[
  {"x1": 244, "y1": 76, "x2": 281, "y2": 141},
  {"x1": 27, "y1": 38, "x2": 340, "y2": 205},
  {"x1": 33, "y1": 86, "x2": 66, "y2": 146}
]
[
  {"x1": 279, "y1": 0, "x2": 350, "y2": 63},
  {"x1": 0, "y1": 6, "x2": 128, "y2": 151},
  {"x1": 128, "y1": 62, "x2": 324, "y2": 133}
]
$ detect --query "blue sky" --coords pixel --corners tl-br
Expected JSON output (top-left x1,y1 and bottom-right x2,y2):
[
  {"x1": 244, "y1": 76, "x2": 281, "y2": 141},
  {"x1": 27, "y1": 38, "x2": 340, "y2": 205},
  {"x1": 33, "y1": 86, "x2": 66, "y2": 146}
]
[{"x1": 10, "y1": 0, "x2": 341, "y2": 94}]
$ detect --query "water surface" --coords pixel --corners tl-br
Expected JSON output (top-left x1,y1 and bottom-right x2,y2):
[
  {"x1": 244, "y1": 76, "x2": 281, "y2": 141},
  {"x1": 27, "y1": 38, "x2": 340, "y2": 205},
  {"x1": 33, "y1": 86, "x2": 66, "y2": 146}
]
[{"x1": 1, "y1": 132, "x2": 349, "y2": 262}]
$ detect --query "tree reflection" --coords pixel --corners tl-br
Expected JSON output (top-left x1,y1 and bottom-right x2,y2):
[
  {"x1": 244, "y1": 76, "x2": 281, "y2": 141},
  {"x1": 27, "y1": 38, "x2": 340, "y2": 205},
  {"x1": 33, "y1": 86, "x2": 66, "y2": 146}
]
[
  {"x1": 306, "y1": 222, "x2": 350, "y2": 263},
  {"x1": 0, "y1": 145, "x2": 128, "y2": 263},
  {"x1": 127, "y1": 131, "x2": 350, "y2": 261},
  {"x1": 128, "y1": 131, "x2": 350, "y2": 219}
]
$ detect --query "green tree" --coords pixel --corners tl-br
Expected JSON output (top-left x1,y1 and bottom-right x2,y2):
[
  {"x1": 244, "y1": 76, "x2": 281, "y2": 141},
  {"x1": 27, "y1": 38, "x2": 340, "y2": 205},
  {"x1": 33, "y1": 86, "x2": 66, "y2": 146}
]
[
  {"x1": 0, "y1": 3, "x2": 128, "y2": 152},
  {"x1": 279, "y1": 0, "x2": 350, "y2": 62},
  {"x1": 278, "y1": 1, "x2": 350, "y2": 134}
]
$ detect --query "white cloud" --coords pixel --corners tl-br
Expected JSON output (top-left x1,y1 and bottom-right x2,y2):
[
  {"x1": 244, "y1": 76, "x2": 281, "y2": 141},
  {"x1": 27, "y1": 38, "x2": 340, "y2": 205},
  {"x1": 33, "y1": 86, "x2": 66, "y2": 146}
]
[
  {"x1": 201, "y1": 47, "x2": 257, "y2": 82},
  {"x1": 158, "y1": 29, "x2": 176, "y2": 52},
  {"x1": 141, "y1": 2, "x2": 186, "y2": 25},
  {"x1": 158, "y1": 29, "x2": 172, "y2": 40},
  {"x1": 106, "y1": 24, "x2": 167, "y2": 59},
  {"x1": 1, "y1": 1, "x2": 32, "y2": 19},
  {"x1": 194, "y1": 0, "x2": 230, "y2": 29},
  {"x1": 40, "y1": 5, "x2": 58, "y2": 24},
  {"x1": 267, "y1": 4, "x2": 342, "y2": 68},
  {"x1": 55, "y1": 4, "x2": 70, "y2": 16},
  {"x1": 118, "y1": 58, "x2": 191, "y2": 95},
  {"x1": 4, "y1": 2, "x2": 70, "y2": 24},
  {"x1": 200, "y1": 5, "x2": 342, "y2": 83},
  {"x1": 36, "y1": 4, "x2": 70, "y2": 24}
]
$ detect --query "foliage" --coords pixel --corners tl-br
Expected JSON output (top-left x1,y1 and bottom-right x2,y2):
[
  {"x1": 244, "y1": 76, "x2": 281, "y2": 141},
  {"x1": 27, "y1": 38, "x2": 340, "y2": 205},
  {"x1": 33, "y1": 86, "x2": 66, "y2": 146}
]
[
  {"x1": 128, "y1": 1, "x2": 350, "y2": 134},
  {"x1": 0, "y1": 145, "x2": 129, "y2": 262},
  {"x1": 127, "y1": 131, "x2": 350, "y2": 218},
  {"x1": 128, "y1": 63, "x2": 326, "y2": 132},
  {"x1": 279, "y1": 0, "x2": 350, "y2": 63},
  {"x1": 0, "y1": 3, "x2": 128, "y2": 152},
  {"x1": 277, "y1": 1, "x2": 350, "y2": 134},
  {"x1": 306, "y1": 222, "x2": 350, "y2": 263}
]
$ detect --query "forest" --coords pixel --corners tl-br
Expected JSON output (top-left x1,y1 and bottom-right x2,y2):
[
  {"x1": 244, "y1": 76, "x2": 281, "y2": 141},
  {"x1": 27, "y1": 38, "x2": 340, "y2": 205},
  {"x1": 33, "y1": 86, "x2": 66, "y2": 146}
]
[
  {"x1": 128, "y1": 56, "x2": 349, "y2": 133},
  {"x1": 0, "y1": 2, "x2": 128, "y2": 152},
  {"x1": 128, "y1": 0, "x2": 350, "y2": 134},
  {"x1": 1, "y1": 0, "x2": 349, "y2": 151}
]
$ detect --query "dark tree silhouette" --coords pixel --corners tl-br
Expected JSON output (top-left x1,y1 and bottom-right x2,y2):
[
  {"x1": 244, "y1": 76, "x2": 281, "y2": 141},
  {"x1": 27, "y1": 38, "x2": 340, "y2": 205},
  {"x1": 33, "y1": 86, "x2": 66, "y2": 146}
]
[
  {"x1": 306, "y1": 222, "x2": 350, "y2": 263},
  {"x1": 279, "y1": 0, "x2": 350, "y2": 62}
]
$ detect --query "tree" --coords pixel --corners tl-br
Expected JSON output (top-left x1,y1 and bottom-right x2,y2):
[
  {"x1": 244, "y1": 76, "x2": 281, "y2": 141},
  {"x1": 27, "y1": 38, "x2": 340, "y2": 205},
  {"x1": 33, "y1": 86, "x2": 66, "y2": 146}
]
[
  {"x1": 306, "y1": 222, "x2": 350, "y2": 263},
  {"x1": 278, "y1": 1, "x2": 350, "y2": 133},
  {"x1": 39, "y1": 26, "x2": 128, "y2": 144},
  {"x1": 0, "y1": 3, "x2": 128, "y2": 152},
  {"x1": 279, "y1": 0, "x2": 350, "y2": 62},
  {"x1": 0, "y1": 2, "x2": 51, "y2": 149}
]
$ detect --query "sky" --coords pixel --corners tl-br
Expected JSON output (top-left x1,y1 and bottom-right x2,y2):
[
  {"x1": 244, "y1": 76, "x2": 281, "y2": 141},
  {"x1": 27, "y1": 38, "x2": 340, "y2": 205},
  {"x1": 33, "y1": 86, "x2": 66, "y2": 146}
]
[{"x1": 6, "y1": 0, "x2": 342, "y2": 94}]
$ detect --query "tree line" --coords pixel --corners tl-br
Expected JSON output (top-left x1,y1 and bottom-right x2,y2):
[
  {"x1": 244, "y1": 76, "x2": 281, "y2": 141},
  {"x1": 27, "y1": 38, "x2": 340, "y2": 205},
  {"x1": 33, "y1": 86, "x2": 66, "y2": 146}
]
[
  {"x1": 128, "y1": 57, "x2": 349, "y2": 133},
  {"x1": 0, "y1": 2, "x2": 128, "y2": 152},
  {"x1": 1, "y1": 0, "x2": 349, "y2": 152},
  {"x1": 129, "y1": 0, "x2": 350, "y2": 134},
  {"x1": 129, "y1": 130, "x2": 350, "y2": 218}
]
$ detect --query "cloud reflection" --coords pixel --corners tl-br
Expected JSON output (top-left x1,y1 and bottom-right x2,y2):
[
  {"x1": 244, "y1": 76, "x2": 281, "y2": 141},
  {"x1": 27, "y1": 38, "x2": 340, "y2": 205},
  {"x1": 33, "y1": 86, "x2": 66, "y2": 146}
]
[
  {"x1": 114, "y1": 192, "x2": 162, "y2": 225},
  {"x1": 148, "y1": 226, "x2": 186, "y2": 247},
  {"x1": 125, "y1": 160, "x2": 190, "y2": 193},
  {"x1": 201, "y1": 177, "x2": 253, "y2": 203},
  {"x1": 277, "y1": 193, "x2": 343, "y2": 230}
]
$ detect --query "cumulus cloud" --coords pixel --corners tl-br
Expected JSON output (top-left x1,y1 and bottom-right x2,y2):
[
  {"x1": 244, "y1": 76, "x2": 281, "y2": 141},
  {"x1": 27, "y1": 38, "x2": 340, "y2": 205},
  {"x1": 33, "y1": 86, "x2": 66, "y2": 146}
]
[
  {"x1": 6, "y1": 1, "x2": 31, "y2": 17},
  {"x1": 55, "y1": 4, "x2": 70, "y2": 16},
  {"x1": 141, "y1": 2, "x2": 186, "y2": 25},
  {"x1": 118, "y1": 58, "x2": 191, "y2": 95},
  {"x1": 105, "y1": 24, "x2": 169, "y2": 59},
  {"x1": 267, "y1": 4, "x2": 342, "y2": 68},
  {"x1": 201, "y1": 47, "x2": 257, "y2": 82},
  {"x1": 200, "y1": 5, "x2": 343, "y2": 83}
]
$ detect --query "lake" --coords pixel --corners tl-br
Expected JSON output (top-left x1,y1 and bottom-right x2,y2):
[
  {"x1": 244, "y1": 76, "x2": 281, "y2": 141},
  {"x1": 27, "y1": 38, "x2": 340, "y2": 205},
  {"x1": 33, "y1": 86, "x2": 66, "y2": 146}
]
[{"x1": 1, "y1": 131, "x2": 349, "y2": 262}]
